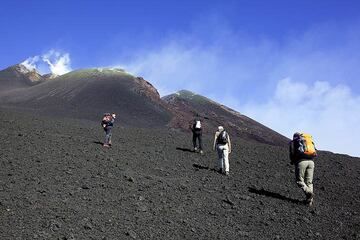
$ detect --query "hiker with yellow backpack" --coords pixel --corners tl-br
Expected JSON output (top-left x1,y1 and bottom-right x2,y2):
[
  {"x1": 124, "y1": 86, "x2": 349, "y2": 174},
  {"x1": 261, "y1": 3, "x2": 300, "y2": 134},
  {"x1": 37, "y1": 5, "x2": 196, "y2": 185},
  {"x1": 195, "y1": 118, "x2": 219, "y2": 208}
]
[{"x1": 289, "y1": 132, "x2": 317, "y2": 206}]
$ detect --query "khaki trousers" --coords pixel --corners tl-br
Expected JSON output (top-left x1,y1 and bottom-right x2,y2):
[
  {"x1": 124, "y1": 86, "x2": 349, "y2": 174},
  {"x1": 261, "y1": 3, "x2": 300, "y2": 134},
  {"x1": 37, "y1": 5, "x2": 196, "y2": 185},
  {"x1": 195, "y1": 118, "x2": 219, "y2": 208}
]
[{"x1": 295, "y1": 160, "x2": 315, "y2": 195}]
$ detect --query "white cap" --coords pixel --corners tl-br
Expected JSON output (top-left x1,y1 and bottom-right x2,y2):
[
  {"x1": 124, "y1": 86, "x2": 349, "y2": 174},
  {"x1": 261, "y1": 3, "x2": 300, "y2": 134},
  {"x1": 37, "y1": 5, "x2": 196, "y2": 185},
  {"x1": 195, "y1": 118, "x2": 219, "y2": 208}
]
[{"x1": 218, "y1": 126, "x2": 224, "y2": 131}]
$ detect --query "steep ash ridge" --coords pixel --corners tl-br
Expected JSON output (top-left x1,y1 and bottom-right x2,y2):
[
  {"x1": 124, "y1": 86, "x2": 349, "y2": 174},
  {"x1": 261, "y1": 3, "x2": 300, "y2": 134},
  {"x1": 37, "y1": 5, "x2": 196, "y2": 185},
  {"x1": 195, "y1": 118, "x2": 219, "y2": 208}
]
[
  {"x1": 0, "y1": 68, "x2": 172, "y2": 127},
  {"x1": 163, "y1": 90, "x2": 289, "y2": 146},
  {"x1": 0, "y1": 64, "x2": 44, "y2": 92}
]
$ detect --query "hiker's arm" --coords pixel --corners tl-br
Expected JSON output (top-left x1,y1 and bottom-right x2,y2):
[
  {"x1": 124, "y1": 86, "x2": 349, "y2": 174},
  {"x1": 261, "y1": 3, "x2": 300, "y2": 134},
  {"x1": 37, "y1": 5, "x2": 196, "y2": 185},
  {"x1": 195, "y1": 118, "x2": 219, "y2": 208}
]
[
  {"x1": 188, "y1": 120, "x2": 193, "y2": 131},
  {"x1": 289, "y1": 142, "x2": 295, "y2": 164},
  {"x1": 213, "y1": 133, "x2": 217, "y2": 150},
  {"x1": 313, "y1": 142, "x2": 318, "y2": 157}
]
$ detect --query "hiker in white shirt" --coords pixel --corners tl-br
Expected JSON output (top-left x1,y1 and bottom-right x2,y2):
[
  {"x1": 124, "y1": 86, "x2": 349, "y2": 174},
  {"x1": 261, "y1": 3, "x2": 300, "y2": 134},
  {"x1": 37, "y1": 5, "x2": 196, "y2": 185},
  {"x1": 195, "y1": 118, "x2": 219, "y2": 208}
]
[{"x1": 213, "y1": 126, "x2": 231, "y2": 175}]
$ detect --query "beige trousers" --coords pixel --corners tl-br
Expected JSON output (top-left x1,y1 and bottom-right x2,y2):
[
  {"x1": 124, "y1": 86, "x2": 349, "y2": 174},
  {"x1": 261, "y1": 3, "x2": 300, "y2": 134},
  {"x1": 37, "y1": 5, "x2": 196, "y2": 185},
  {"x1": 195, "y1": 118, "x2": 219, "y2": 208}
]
[
  {"x1": 295, "y1": 160, "x2": 315, "y2": 195},
  {"x1": 217, "y1": 144, "x2": 229, "y2": 172}
]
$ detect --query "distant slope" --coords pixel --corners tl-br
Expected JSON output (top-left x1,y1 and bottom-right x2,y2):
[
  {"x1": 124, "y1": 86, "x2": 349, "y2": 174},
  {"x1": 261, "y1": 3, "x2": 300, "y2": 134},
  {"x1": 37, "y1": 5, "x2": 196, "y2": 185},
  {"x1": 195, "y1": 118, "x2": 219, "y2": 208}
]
[
  {"x1": 163, "y1": 90, "x2": 289, "y2": 146},
  {"x1": 0, "y1": 68, "x2": 172, "y2": 127},
  {"x1": 0, "y1": 63, "x2": 288, "y2": 144},
  {"x1": 0, "y1": 64, "x2": 43, "y2": 93}
]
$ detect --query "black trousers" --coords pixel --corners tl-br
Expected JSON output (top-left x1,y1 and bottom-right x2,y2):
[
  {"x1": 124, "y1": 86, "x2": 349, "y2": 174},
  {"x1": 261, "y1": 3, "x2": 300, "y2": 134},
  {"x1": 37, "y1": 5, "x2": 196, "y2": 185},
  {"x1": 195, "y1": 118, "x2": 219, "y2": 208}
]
[{"x1": 192, "y1": 130, "x2": 203, "y2": 150}]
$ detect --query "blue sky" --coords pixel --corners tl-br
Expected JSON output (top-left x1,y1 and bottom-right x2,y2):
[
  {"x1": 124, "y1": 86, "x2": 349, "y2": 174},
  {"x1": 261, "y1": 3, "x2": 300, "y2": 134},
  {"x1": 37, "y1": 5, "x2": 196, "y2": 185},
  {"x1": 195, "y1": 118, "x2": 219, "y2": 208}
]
[{"x1": 1, "y1": 0, "x2": 360, "y2": 157}]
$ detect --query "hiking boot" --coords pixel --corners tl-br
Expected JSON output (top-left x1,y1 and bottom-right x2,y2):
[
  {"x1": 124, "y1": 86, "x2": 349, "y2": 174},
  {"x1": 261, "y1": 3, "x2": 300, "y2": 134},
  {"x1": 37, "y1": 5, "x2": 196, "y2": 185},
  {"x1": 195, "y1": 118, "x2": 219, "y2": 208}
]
[
  {"x1": 199, "y1": 150, "x2": 204, "y2": 155},
  {"x1": 103, "y1": 144, "x2": 110, "y2": 148},
  {"x1": 308, "y1": 198, "x2": 314, "y2": 207},
  {"x1": 225, "y1": 171, "x2": 229, "y2": 176},
  {"x1": 194, "y1": 147, "x2": 198, "y2": 152},
  {"x1": 306, "y1": 192, "x2": 314, "y2": 206}
]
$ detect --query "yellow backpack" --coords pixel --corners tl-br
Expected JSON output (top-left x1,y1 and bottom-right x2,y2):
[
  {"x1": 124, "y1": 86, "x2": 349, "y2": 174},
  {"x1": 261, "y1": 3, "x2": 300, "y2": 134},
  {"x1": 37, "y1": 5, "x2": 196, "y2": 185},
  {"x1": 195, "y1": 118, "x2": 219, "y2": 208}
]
[{"x1": 297, "y1": 133, "x2": 317, "y2": 158}]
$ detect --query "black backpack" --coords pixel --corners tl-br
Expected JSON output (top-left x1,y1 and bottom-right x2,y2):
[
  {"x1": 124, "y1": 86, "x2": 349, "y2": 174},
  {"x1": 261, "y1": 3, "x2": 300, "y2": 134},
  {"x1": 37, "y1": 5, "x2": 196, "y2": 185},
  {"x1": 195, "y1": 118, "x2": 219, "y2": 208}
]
[{"x1": 217, "y1": 130, "x2": 228, "y2": 144}]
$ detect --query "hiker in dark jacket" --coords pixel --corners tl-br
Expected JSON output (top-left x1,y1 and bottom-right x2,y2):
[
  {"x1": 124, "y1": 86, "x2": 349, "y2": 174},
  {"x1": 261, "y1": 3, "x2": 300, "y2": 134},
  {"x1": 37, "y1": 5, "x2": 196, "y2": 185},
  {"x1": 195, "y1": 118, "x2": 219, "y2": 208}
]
[
  {"x1": 189, "y1": 115, "x2": 203, "y2": 154},
  {"x1": 289, "y1": 132, "x2": 316, "y2": 206},
  {"x1": 102, "y1": 113, "x2": 116, "y2": 147}
]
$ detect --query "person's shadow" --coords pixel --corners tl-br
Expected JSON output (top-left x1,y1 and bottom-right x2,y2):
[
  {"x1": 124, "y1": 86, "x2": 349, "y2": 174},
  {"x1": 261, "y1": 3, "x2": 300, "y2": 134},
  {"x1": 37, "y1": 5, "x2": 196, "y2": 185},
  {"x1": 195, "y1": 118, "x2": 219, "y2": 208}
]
[
  {"x1": 248, "y1": 187, "x2": 304, "y2": 204},
  {"x1": 193, "y1": 164, "x2": 219, "y2": 172},
  {"x1": 176, "y1": 147, "x2": 194, "y2": 153},
  {"x1": 193, "y1": 163, "x2": 209, "y2": 170},
  {"x1": 93, "y1": 141, "x2": 103, "y2": 145}
]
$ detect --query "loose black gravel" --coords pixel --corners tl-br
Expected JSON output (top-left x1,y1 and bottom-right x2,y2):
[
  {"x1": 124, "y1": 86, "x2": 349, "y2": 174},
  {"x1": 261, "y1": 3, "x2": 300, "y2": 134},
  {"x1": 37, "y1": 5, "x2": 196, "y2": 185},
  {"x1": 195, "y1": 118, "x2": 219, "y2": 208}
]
[{"x1": 0, "y1": 110, "x2": 359, "y2": 240}]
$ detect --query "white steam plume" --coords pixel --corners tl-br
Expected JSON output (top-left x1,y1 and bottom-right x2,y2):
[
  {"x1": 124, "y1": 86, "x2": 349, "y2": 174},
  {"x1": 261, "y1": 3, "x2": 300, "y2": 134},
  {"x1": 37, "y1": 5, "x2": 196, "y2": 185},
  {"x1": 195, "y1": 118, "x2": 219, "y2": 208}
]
[
  {"x1": 21, "y1": 50, "x2": 72, "y2": 75},
  {"x1": 21, "y1": 56, "x2": 40, "y2": 71},
  {"x1": 42, "y1": 50, "x2": 71, "y2": 75}
]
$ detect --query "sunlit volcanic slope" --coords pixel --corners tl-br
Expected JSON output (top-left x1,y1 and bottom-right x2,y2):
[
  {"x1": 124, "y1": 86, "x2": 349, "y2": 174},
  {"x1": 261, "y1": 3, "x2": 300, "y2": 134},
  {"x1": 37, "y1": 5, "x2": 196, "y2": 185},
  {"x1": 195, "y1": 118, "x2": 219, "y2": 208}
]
[
  {"x1": 0, "y1": 68, "x2": 172, "y2": 127},
  {"x1": 163, "y1": 90, "x2": 289, "y2": 146},
  {"x1": 0, "y1": 64, "x2": 43, "y2": 93}
]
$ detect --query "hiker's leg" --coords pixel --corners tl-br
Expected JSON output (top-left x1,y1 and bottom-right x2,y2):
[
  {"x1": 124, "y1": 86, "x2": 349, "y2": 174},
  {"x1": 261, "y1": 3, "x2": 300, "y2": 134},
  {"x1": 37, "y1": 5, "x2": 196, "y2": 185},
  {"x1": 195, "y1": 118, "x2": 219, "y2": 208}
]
[
  {"x1": 223, "y1": 145, "x2": 229, "y2": 173},
  {"x1": 198, "y1": 132, "x2": 203, "y2": 150},
  {"x1": 295, "y1": 161, "x2": 309, "y2": 194},
  {"x1": 192, "y1": 132, "x2": 197, "y2": 149},
  {"x1": 105, "y1": 128, "x2": 111, "y2": 145},
  {"x1": 104, "y1": 129, "x2": 108, "y2": 144},
  {"x1": 304, "y1": 161, "x2": 315, "y2": 194},
  {"x1": 217, "y1": 145, "x2": 225, "y2": 172},
  {"x1": 108, "y1": 129, "x2": 112, "y2": 145}
]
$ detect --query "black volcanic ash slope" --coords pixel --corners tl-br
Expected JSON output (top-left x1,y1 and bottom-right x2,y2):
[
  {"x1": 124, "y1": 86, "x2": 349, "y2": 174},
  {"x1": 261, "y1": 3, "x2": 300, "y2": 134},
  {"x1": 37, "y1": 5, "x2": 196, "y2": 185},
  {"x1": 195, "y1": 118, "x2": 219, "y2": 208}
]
[
  {"x1": 163, "y1": 90, "x2": 289, "y2": 146},
  {"x1": 0, "y1": 110, "x2": 359, "y2": 240},
  {"x1": 0, "y1": 68, "x2": 172, "y2": 127}
]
